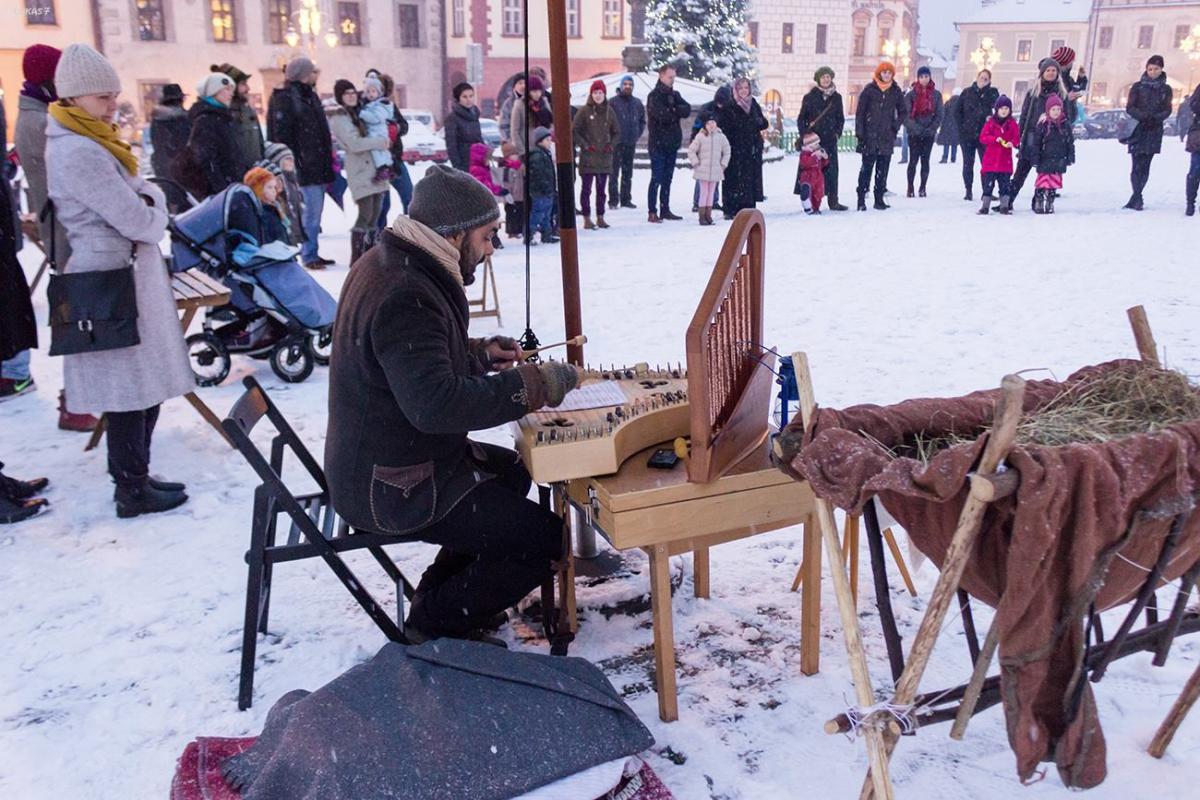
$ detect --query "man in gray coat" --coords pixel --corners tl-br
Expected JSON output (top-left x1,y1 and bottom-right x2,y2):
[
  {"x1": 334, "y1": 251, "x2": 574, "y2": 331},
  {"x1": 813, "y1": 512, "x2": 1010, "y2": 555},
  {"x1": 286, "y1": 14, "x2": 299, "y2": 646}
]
[{"x1": 607, "y1": 75, "x2": 645, "y2": 210}]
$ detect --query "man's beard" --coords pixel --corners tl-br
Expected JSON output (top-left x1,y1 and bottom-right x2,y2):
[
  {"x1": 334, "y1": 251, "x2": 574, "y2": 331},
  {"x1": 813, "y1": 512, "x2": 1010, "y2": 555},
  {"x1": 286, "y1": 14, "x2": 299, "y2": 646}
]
[
  {"x1": 459, "y1": 246, "x2": 482, "y2": 286},
  {"x1": 621, "y1": 86, "x2": 632, "y2": 96}
]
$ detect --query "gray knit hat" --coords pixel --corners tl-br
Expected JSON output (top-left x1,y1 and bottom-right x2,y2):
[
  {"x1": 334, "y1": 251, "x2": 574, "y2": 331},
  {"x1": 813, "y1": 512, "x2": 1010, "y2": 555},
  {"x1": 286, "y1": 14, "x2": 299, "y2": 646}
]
[
  {"x1": 285, "y1": 56, "x2": 316, "y2": 83},
  {"x1": 54, "y1": 43, "x2": 120, "y2": 99},
  {"x1": 264, "y1": 141, "x2": 294, "y2": 167},
  {"x1": 409, "y1": 165, "x2": 501, "y2": 236}
]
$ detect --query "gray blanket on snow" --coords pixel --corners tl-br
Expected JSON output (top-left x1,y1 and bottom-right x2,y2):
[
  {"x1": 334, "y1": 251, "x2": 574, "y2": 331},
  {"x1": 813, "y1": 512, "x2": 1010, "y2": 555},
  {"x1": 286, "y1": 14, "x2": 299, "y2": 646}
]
[{"x1": 222, "y1": 640, "x2": 655, "y2": 799}]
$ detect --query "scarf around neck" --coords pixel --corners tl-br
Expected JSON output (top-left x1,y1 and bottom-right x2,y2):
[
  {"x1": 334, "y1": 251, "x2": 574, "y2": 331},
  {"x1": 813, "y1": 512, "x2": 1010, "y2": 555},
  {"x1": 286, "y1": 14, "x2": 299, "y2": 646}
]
[
  {"x1": 49, "y1": 101, "x2": 138, "y2": 176},
  {"x1": 874, "y1": 76, "x2": 894, "y2": 93},
  {"x1": 390, "y1": 216, "x2": 463, "y2": 285},
  {"x1": 21, "y1": 80, "x2": 55, "y2": 104},
  {"x1": 734, "y1": 79, "x2": 753, "y2": 113},
  {"x1": 912, "y1": 82, "x2": 936, "y2": 118},
  {"x1": 818, "y1": 82, "x2": 837, "y2": 99}
]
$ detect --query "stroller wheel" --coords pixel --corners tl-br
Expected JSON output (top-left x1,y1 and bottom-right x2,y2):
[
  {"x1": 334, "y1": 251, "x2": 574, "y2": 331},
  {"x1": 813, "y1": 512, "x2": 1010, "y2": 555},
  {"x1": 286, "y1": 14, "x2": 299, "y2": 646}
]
[
  {"x1": 186, "y1": 332, "x2": 231, "y2": 387},
  {"x1": 311, "y1": 327, "x2": 333, "y2": 366},
  {"x1": 270, "y1": 339, "x2": 315, "y2": 383}
]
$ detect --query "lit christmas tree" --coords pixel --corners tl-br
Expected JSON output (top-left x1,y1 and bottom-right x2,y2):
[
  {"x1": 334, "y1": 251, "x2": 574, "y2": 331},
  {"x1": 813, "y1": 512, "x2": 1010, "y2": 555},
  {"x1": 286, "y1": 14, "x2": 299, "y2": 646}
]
[{"x1": 643, "y1": 0, "x2": 757, "y2": 86}]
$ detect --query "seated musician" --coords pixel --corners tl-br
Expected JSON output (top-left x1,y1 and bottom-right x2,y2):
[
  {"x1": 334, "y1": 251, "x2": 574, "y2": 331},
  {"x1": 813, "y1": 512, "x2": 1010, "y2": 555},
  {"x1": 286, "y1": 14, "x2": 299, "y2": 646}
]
[{"x1": 325, "y1": 165, "x2": 580, "y2": 643}]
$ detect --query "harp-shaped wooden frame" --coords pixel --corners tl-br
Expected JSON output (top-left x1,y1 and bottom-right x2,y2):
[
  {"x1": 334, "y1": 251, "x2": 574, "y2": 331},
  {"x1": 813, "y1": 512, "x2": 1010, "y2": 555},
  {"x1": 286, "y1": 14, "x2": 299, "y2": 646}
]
[{"x1": 685, "y1": 209, "x2": 775, "y2": 484}]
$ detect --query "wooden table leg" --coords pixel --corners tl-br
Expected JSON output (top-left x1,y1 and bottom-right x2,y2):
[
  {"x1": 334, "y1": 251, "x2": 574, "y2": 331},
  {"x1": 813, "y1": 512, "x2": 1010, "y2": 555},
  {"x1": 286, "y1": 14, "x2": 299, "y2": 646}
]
[
  {"x1": 800, "y1": 512, "x2": 823, "y2": 676},
  {"x1": 184, "y1": 392, "x2": 234, "y2": 448},
  {"x1": 649, "y1": 542, "x2": 678, "y2": 722},
  {"x1": 555, "y1": 486, "x2": 578, "y2": 633},
  {"x1": 693, "y1": 546, "x2": 710, "y2": 599},
  {"x1": 84, "y1": 414, "x2": 107, "y2": 452}
]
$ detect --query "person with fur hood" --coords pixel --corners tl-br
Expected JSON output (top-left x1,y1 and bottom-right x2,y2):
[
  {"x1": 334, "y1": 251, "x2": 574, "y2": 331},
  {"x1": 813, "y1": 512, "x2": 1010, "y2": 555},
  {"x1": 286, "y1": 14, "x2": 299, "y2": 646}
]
[
  {"x1": 976, "y1": 95, "x2": 1020, "y2": 215},
  {"x1": 798, "y1": 67, "x2": 846, "y2": 210},
  {"x1": 1027, "y1": 94, "x2": 1074, "y2": 214},
  {"x1": 794, "y1": 132, "x2": 829, "y2": 215},
  {"x1": 570, "y1": 80, "x2": 620, "y2": 230},
  {"x1": 468, "y1": 141, "x2": 509, "y2": 199},
  {"x1": 687, "y1": 114, "x2": 730, "y2": 225},
  {"x1": 1010, "y1": 57, "x2": 1073, "y2": 209}
]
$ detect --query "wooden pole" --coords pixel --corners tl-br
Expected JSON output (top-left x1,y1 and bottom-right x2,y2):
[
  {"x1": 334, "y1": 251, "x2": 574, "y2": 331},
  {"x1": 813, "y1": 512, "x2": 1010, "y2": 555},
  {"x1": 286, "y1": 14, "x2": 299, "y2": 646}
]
[
  {"x1": 1127, "y1": 305, "x2": 1160, "y2": 368},
  {"x1": 1148, "y1": 659, "x2": 1200, "y2": 758},
  {"x1": 793, "y1": 352, "x2": 895, "y2": 800},
  {"x1": 949, "y1": 616, "x2": 1001, "y2": 740},
  {"x1": 860, "y1": 374, "x2": 1026, "y2": 799},
  {"x1": 546, "y1": 0, "x2": 585, "y2": 367}
]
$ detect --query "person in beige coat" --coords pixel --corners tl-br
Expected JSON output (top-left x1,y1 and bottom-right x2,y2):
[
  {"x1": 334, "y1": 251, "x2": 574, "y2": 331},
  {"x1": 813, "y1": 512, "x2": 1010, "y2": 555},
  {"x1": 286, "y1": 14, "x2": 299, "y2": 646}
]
[
  {"x1": 46, "y1": 44, "x2": 193, "y2": 518},
  {"x1": 327, "y1": 79, "x2": 389, "y2": 266},
  {"x1": 687, "y1": 116, "x2": 731, "y2": 225}
]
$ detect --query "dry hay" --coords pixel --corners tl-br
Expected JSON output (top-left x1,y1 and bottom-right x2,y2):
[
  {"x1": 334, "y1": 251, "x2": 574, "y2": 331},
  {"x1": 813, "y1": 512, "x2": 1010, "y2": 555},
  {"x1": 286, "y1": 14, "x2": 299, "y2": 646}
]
[{"x1": 867, "y1": 363, "x2": 1200, "y2": 464}]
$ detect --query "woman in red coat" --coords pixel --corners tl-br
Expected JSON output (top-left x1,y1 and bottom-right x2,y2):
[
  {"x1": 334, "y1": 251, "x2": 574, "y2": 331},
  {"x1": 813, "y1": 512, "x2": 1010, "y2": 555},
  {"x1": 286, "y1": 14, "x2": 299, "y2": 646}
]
[{"x1": 976, "y1": 95, "x2": 1019, "y2": 215}]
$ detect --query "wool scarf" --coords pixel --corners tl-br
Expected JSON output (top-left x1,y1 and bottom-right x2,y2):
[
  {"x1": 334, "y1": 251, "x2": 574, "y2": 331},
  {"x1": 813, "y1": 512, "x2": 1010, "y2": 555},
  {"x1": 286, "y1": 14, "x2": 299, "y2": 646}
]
[
  {"x1": 20, "y1": 80, "x2": 55, "y2": 104},
  {"x1": 48, "y1": 100, "x2": 138, "y2": 176},
  {"x1": 390, "y1": 215, "x2": 463, "y2": 285},
  {"x1": 874, "y1": 76, "x2": 894, "y2": 93},
  {"x1": 911, "y1": 82, "x2": 936, "y2": 118},
  {"x1": 818, "y1": 82, "x2": 837, "y2": 99},
  {"x1": 734, "y1": 79, "x2": 753, "y2": 113}
]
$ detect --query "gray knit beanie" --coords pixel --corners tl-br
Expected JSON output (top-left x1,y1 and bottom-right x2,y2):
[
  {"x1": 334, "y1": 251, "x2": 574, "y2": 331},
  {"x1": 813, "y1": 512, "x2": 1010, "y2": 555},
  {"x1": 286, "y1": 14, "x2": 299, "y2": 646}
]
[
  {"x1": 409, "y1": 165, "x2": 501, "y2": 236},
  {"x1": 285, "y1": 56, "x2": 316, "y2": 83},
  {"x1": 54, "y1": 43, "x2": 120, "y2": 99}
]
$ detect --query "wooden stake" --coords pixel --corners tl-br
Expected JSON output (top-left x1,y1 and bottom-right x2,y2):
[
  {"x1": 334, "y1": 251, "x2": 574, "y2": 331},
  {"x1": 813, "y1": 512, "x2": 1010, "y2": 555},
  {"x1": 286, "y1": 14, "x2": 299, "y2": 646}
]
[
  {"x1": 860, "y1": 373, "x2": 1026, "y2": 799},
  {"x1": 1127, "y1": 305, "x2": 1160, "y2": 367},
  {"x1": 522, "y1": 334, "x2": 588, "y2": 359},
  {"x1": 794, "y1": 352, "x2": 895, "y2": 800},
  {"x1": 881, "y1": 527, "x2": 918, "y2": 598},
  {"x1": 1148, "y1": 660, "x2": 1200, "y2": 758},
  {"x1": 950, "y1": 616, "x2": 1001, "y2": 740}
]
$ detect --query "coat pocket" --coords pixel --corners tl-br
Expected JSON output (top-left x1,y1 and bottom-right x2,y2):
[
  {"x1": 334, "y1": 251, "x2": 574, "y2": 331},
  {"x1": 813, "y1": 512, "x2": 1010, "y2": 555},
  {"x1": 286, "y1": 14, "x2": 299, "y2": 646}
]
[{"x1": 369, "y1": 461, "x2": 437, "y2": 535}]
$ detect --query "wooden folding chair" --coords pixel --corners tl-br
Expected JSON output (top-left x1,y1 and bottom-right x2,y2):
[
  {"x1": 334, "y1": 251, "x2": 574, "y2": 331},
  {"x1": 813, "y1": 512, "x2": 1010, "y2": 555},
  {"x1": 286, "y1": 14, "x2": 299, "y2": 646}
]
[
  {"x1": 468, "y1": 255, "x2": 502, "y2": 324},
  {"x1": 222, "y1": 376, "x2": 418, "y2": 710}
]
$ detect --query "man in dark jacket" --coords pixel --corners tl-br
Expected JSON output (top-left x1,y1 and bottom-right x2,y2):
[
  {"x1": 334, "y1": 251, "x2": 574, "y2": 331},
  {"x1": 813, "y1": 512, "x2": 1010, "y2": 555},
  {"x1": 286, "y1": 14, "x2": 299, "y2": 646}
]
[
  {"x1": 608, "y1": 75, "x2": 645, "y2": 209},
  {"x1": 799, "y1": 66, "x2": 847, "y2": 210},
  {"x1": 326, "y1": 166, "x2": 580, "y2": 642},
  {"x1": 645, "y1": 64, "x2": 691, "y2": 222},
  {"x1": 187, "y1": 72, "x2": 243, "y2": 199},
  {"x1": 213, "y1": 62, "x2": 265, "y2": 169},
  {"x1": 855, "y1": 61, "x2": 907, "y2": 210},
  {"x1": 148, "y1": 84, "x2": 191, "y2": 211},
  {"x1": 1122, "y1": 55, "x2": 1174, "y2": 211},
  {"x1": 956, "y1": 69, "x2": 999, "y2": 199},
  {"x1": 268, "y1": 56, "x2": 335, "y2": 268},
  {"x1": 444, "y1": 81, "x2": 482, "y2": 172}
]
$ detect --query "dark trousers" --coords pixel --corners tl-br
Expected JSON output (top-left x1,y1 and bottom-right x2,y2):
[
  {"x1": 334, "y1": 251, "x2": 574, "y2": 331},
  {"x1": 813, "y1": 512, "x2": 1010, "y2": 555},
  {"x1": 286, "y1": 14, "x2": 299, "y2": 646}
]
[
  {"x1": 107, "y1": 404, "x2": 161, "y2": 487},
  {"x1": 940, "y1": 142, "x2": 958, "y2": 162},
  {"x1": 1010, "y1": 156, "x2": 1035, "y2": 202},
  {"x1": 609, "y1": 143, "x2": 636, "y2": 205},
  {"x1": 1130, "y1": 153, "x2": 1155, "y2": 196},
  {"x1": 906, "y1": 137, "x2": 934, "y2": 189},
  {"x1": 961, "y1": 140, "x2": 983, "y2": 191},
  {"x1": 857, "y1": 154, "x2": 892, "y2": 199},
  {"x1": 528, "y1": 195, "x2": 554, "y2": 235},
  {"x1": 824, "y1": 149, "x2": 840, "y2": 202},
  {"x1": 647, "y1": 146, "x2": 676, "y2": 214},
  {"x1": 981, "y1": 171, "x2": 1012, "y2": 198},
  {"x1": 504, "y1": 200, "x2": 524, "y2": 237},
  {"x1": 579, "y1": 173, "x2": 607, "y2": 216},
  {"x1": 408, "y1": 446, "x2": 563, "y2": 636}
]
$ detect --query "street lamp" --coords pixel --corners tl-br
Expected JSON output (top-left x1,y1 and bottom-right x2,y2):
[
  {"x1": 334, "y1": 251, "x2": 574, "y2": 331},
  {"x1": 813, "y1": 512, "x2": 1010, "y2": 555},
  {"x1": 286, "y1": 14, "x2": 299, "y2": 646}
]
[
  {"x1": 284, "y1": 0, "x2": 339, "y2": 55},
  {"x1": 969, "y1": 36, "x2": 1001, "y2": 72},
  {"x1": 882, "y1": 38, "x2": 912, "y2": 78}
]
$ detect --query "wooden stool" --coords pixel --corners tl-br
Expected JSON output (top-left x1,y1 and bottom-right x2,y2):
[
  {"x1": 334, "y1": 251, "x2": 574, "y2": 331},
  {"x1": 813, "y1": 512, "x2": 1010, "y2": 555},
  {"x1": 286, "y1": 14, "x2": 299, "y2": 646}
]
[{"x1": 468, "y1": 255, "x2": 501, "y2": 325}]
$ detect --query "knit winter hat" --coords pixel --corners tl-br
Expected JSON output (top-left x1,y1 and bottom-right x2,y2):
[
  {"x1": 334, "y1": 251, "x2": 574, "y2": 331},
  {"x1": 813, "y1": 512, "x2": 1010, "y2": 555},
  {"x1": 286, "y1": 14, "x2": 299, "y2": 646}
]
[
  {"x1": 452, "y1": 81, "x2": 473, "y2": 101},
  {"x1": 1051, "y1": 46, "x2": 1076, "y2": 68},
  {"x1": 527, "y1": 75, "x2": 545, "y2": 92},
  {"x1": 409, "y1": 164, "x2": 501, "y2": 237},
  {"x1": 802, "y1": 131, "x2": 820, "y2": 146},
  {"x1": 54, "y1": 43, "x2": 120, "y2": 99},
  {"x1": 196, "y1": 71, "x2": 234, "y2": 99},
  {"x1": 917, "y1": 65, "x2": 932, "y2": 79},
  {"x1": 589, "y1": 79, "x2": 606, "y2": 96},
  {"x1": 254, "y1": 158, "x2": 283, "y2": 178},
  {"x1": 1038, "y1": 57, "x2": 1060, "y2": 74},
  {"x1": 264, "y1": 141, "x2": 294, "y2": 167},
  {"x1": 875, "y1": 62, "x2": 897, "y2": 80},
  {"x1": 22, "y1": 44, "x2": 61, "y2": 85},
  {"x1": 242, "y1": 167, "x2": 277, "y2": 201},
  {"x1": 333, "y1": 79, "x2": 357, "y2": 106},
  {"x1": 212, "y1": 62, "x2": 250, "y2": 85},
  {"x1": 813, "y1": 66, "x2": 835, "y2": 83},
  {"x1": 1044, "y1": 94, "x2": 1064, "y2": 113},
  {"x1": 620, "y1": 74, "x2": 634, "y2": 87},
  {"x1": 993, "y1": 95, "x2": 1012, "y2": 113},
  {"x1": 1147, "y1": 54, "x2": 1165, "y2": 69},
  {"x1": 285, "y1": 56, "x2": 316, "y2": 83},
  {"x1": 532, "y1": 126, "x2": 552, "y2": 144},
  {"x1": 364, "y1": 75, "x2": 383, "y2": 95}
]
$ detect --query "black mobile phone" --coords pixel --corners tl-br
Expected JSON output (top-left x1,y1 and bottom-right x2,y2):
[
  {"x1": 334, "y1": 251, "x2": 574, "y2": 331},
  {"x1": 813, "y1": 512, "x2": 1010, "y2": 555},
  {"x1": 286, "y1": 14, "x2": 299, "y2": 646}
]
[{"x1": 647, "y1": 448, "x2": 680, "y2": 470}]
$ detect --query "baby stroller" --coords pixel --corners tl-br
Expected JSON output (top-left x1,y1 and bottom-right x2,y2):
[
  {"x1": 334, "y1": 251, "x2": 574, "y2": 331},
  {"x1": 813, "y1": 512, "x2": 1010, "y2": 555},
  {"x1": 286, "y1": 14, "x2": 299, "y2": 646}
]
[{"x1": 167, "y1": 183, "x2": 336, "y2": 385}]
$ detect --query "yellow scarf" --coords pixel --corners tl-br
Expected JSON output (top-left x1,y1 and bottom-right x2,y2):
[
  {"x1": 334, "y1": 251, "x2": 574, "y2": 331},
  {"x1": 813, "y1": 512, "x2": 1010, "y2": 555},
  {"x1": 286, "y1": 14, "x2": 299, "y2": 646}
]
[{"x1": 49, "y1": 101, "x2": 139, "y2": 176}]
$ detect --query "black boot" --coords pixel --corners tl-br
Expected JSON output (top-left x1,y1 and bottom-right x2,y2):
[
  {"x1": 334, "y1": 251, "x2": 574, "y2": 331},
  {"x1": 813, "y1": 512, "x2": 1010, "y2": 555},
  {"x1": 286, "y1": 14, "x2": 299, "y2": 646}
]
[
  {"x1": 873, "y1": 193, "x2": 889, "y2": 210},
  {"x1": 114, "y1": 479, "x2": 188, "y2": 519},
  {"x1": 856, "y1": 191, "x2": 867, "y2": 211},
  {"x1": 906, "y1": 183, "x2": 915, "y2": 198},
  {"x1": 1033, "y1": 189, "x2": 1046, "y2": 214},
  {"x1": 997, "y1": 195, "x2": 1013, "y2": 215},
  {"x1": 977, "y1": 195, "x2": 993, "y2": 215},
  {"x1": 1123, "y1": 193, "x2": 1144, "y2": 211},
  {"x1": 1186, "y1": 174, "x2": 1198, "y2": 216},
  {"x1": 148, "y1": 476, "x2": 186, "y2": 492},
  {"x1": 349, "y1": 228, "x2": 367, "y2": 266},
  {"x1": 0, "y1": 464, "x2": 49, "y2": 501},
  {"x1": 964, "y1": 186, "x2": 973, "y2": 201},
  {"x1": 827, "y1": 197, "x2": 849, "y2": 211},
  {"x1": 0, "y1": 493, "x2": 46, "y2": 524},
  {"x1": 1045, "y1": 190, "x2": 1057, "y2": 215},
  {"x1": 660, "y1": 208, "x2": 683, "y2": 221}
]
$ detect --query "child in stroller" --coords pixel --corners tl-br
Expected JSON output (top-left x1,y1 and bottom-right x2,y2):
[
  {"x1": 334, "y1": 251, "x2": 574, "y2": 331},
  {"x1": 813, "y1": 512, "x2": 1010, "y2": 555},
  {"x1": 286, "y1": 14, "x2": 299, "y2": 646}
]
[{"x1": 167, "y1": 168, "x2": 337, "y2": 384}]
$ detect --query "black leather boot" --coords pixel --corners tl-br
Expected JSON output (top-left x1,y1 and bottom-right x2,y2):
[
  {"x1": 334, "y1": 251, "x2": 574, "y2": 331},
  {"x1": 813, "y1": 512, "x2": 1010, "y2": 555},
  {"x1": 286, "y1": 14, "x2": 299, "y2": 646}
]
[
  {"x1": 1186, "y1": 174, "x2": 1198, "y2": 217},
  {"x1": 115, "y1": 479, "x2": 188, "y2": 519},
  {"x1": 856, "y1": 191, "x2": 867, "y2": 211}
]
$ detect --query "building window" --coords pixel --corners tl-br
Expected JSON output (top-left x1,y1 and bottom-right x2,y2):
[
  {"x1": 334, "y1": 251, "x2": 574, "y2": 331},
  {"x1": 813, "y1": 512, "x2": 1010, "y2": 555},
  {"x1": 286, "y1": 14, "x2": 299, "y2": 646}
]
[
  {"x1": 1016, "y1": 39, "x2": 1032, "y2": 62},
  {"x1": 338, "y1": 2, "x2": 361, "y2": 45},
  {"x1": 397, "y1": 3, "x2": 420, "y2": 47},
  {"x1": 1175, "y1": 24, "x2": 1191, "y2": 49},
  {"x1": 1050, "y1": 38, "x2": 1065, "y2": 53},
  {"x1": 782, "y1": 23, "x2": 793, "y2": 54},
  {"x1": 210, "y1": 0, "x2": 237, "y2": 42},
  {"x1": 451, "y1": 0, "x2": 464, "y2": 37},
  {"x1": 1013, "y1": 80, "x2": 1029, "y2": 99},
  {"x1": 1099, "y1": 26, "x2": 1113, "y2": 49},
  {"x1": 566, "y1": 0, "x2": 579, "y2": 37},
  {"x1": 602, "y1": 0, "x2": 622, "y2": 39},
  {"x1": 877, "y1": 27, "x2": 891, "y2": 56},
  {"x1": 24, "y1": 0, "x2": 55, "y2": 25},
  {"x1": 267, "y1": 0, "x2": 291, "y2": 44},
  {"x1": 848, "y1": 86, "x2": 859, "y2": 114},
  {"x1": 815, "y1": 23, "x2": 827, "y2": 55},
  {"x1": 1092, "y1": 81, "x2": 1107, "y2": 100},
  {"x1": 853, "y1": 27, "x2": 866, "y2": 57},
  {"x1": 140, "y1": 82, "x2": 170, "y2": 118},
  {"x1": 136, "y1": 0, "x2": 166, "y2": 40},
  {"x1": 1137, "y1": 25, "x2": 1153, "y2": 49},
  {"x1": 746, "y1": 21, "x2": 758, "y2": 48},
  {"x1": 502, "y1": 0, "x2": 523, "y2": 36}
]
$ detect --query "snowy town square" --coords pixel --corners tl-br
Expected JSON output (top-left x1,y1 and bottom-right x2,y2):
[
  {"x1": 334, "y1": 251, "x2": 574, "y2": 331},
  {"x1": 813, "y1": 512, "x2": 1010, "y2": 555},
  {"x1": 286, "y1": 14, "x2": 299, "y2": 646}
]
[{"x1": 2, "y1": 1, "x2": 1200, "y2": 799}]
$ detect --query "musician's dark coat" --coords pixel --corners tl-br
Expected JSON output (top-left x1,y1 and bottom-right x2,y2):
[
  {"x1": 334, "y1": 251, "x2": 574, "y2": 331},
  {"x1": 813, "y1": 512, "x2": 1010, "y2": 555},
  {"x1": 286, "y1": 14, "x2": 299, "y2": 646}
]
[{"x1": 325, "y1": 230, "x2": 542, "y2": 536}]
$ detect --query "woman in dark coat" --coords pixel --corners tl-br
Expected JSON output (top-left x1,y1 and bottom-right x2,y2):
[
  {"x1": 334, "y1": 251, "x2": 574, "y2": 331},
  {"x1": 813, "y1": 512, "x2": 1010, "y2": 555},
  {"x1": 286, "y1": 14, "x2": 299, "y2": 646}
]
[
  {"x1": 148, "y1": 84, "x2": 191, "y2": 211},
  {"x1": 798, "y1": 66, "x2": 846, "y2": 210},
  {"x1": 717, "y1": 77, "x2": 768, "y2": 218},
  {"x1": 956, "y1": 69, "x2": 999, "y2": 199},
  {"x1": 1186, "y1": 89, "x2": 1200, "y2": 217},
  {"x1": 185, "y1": 72, "x2": 244, "y2": 199},
  {"x1": 855, "y1": 61, "x2": 907, "y2": 210},
  {"x1": 937, "y1": 92, "x2": 960, "y2": 163},
  {"x1": 443, "y1": 81, "x2": 482, "y2": 172},
  {"x1": 903, "y1": 66, "x2": 943, "y2": 197},
  {"x1": 1121, "y1": 55, "x2": 1174, "y2": 211}
]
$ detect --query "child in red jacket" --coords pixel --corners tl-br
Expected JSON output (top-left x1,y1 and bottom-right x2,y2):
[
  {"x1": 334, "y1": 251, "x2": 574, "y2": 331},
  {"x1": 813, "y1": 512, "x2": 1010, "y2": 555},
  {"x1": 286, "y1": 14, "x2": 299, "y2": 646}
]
[
  {"x1": 977, "y1": 95, "x2": 1019, "y2": 215},
  {"x1": 795, "y1": 132, "x2": 830, "y2": 214},
  {"x1": 468, "y1": 142, "x2": 508, "y2": 197}
]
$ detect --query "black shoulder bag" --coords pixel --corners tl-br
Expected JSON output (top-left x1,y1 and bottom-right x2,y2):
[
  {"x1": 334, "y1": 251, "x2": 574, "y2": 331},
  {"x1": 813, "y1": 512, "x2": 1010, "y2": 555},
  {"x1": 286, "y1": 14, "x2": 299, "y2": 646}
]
[{"x1": 45, "y1": 201, "x2": 141, "y2": 356}]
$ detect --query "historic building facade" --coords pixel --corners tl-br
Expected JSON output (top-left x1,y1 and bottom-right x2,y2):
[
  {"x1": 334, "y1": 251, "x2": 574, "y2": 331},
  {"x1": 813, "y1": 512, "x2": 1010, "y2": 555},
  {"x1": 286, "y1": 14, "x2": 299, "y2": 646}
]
[{"x1": 1083, "y1": 0, "x2": 1200, "y2": 109}]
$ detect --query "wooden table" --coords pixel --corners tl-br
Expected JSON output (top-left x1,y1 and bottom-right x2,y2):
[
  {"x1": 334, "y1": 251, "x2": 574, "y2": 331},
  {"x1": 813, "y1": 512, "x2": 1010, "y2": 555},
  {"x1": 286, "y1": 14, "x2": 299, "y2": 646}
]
[
  {"x1": 566, "y1": 437, "x2": 817, "y2": 721},
  {"x1": 84, "y1": 269, "x2": 233, "y2": 451}
]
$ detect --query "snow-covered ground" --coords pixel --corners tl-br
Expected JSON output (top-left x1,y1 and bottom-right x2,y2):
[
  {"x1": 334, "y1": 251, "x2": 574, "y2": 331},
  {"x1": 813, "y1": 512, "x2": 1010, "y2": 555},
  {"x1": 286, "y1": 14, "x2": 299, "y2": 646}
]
[{"x1": 2, "y1": 140, "x2": 1198, "y2": 799}]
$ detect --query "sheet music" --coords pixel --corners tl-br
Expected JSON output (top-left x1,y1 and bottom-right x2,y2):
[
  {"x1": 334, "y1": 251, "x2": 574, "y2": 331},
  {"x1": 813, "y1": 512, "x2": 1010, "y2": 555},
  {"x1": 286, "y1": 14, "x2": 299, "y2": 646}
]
[{"x1": 541, "y1": 381, "x2": 627, "y2": 412}]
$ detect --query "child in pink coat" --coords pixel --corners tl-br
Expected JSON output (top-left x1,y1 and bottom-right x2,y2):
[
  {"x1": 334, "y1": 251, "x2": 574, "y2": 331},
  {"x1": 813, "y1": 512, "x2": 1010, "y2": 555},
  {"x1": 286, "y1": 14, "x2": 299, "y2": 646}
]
[
  {"x1": 795, "y1": 132, "x2": 830, "y2": 214},
  {"x1": 977, "y1": 95, "x2": 1019, "y2": 215},
  {"x1": 468, "y1": 142, "x2": 507, "y2": 197}
]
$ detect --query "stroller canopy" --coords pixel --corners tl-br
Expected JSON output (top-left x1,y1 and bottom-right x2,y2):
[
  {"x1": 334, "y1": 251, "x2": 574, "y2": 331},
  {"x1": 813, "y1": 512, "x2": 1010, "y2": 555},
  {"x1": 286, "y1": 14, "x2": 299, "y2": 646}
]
[{"x1": 170, "y1": 184, "x2": 264, "y2": 274}]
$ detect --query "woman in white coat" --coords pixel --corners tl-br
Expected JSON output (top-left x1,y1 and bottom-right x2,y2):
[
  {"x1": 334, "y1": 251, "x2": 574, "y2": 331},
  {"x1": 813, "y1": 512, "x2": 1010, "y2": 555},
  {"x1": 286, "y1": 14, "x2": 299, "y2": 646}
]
[
  {"x1": 46, "y1": 44, "x2": 194, "y2": 518},
  {"x1": 687, "y1": 115, "x2": 731, "y2": 226}
]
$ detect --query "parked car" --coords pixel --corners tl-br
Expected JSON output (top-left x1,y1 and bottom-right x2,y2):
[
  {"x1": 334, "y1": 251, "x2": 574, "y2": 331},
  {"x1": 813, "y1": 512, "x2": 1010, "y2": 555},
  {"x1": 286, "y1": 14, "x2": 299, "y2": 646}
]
[
  {"x1": 400, "y1": 108, "x2": 435, "y2": 129},
  {"x1": 1086, "y1": 109, "x2": 1131, "y2": 139},
  {"x1": 401, "y1": 121, "x2": 448, "y2": 164},
  {"x1": 480, "y1": 118, "x2": 502, "y2": 147}
]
